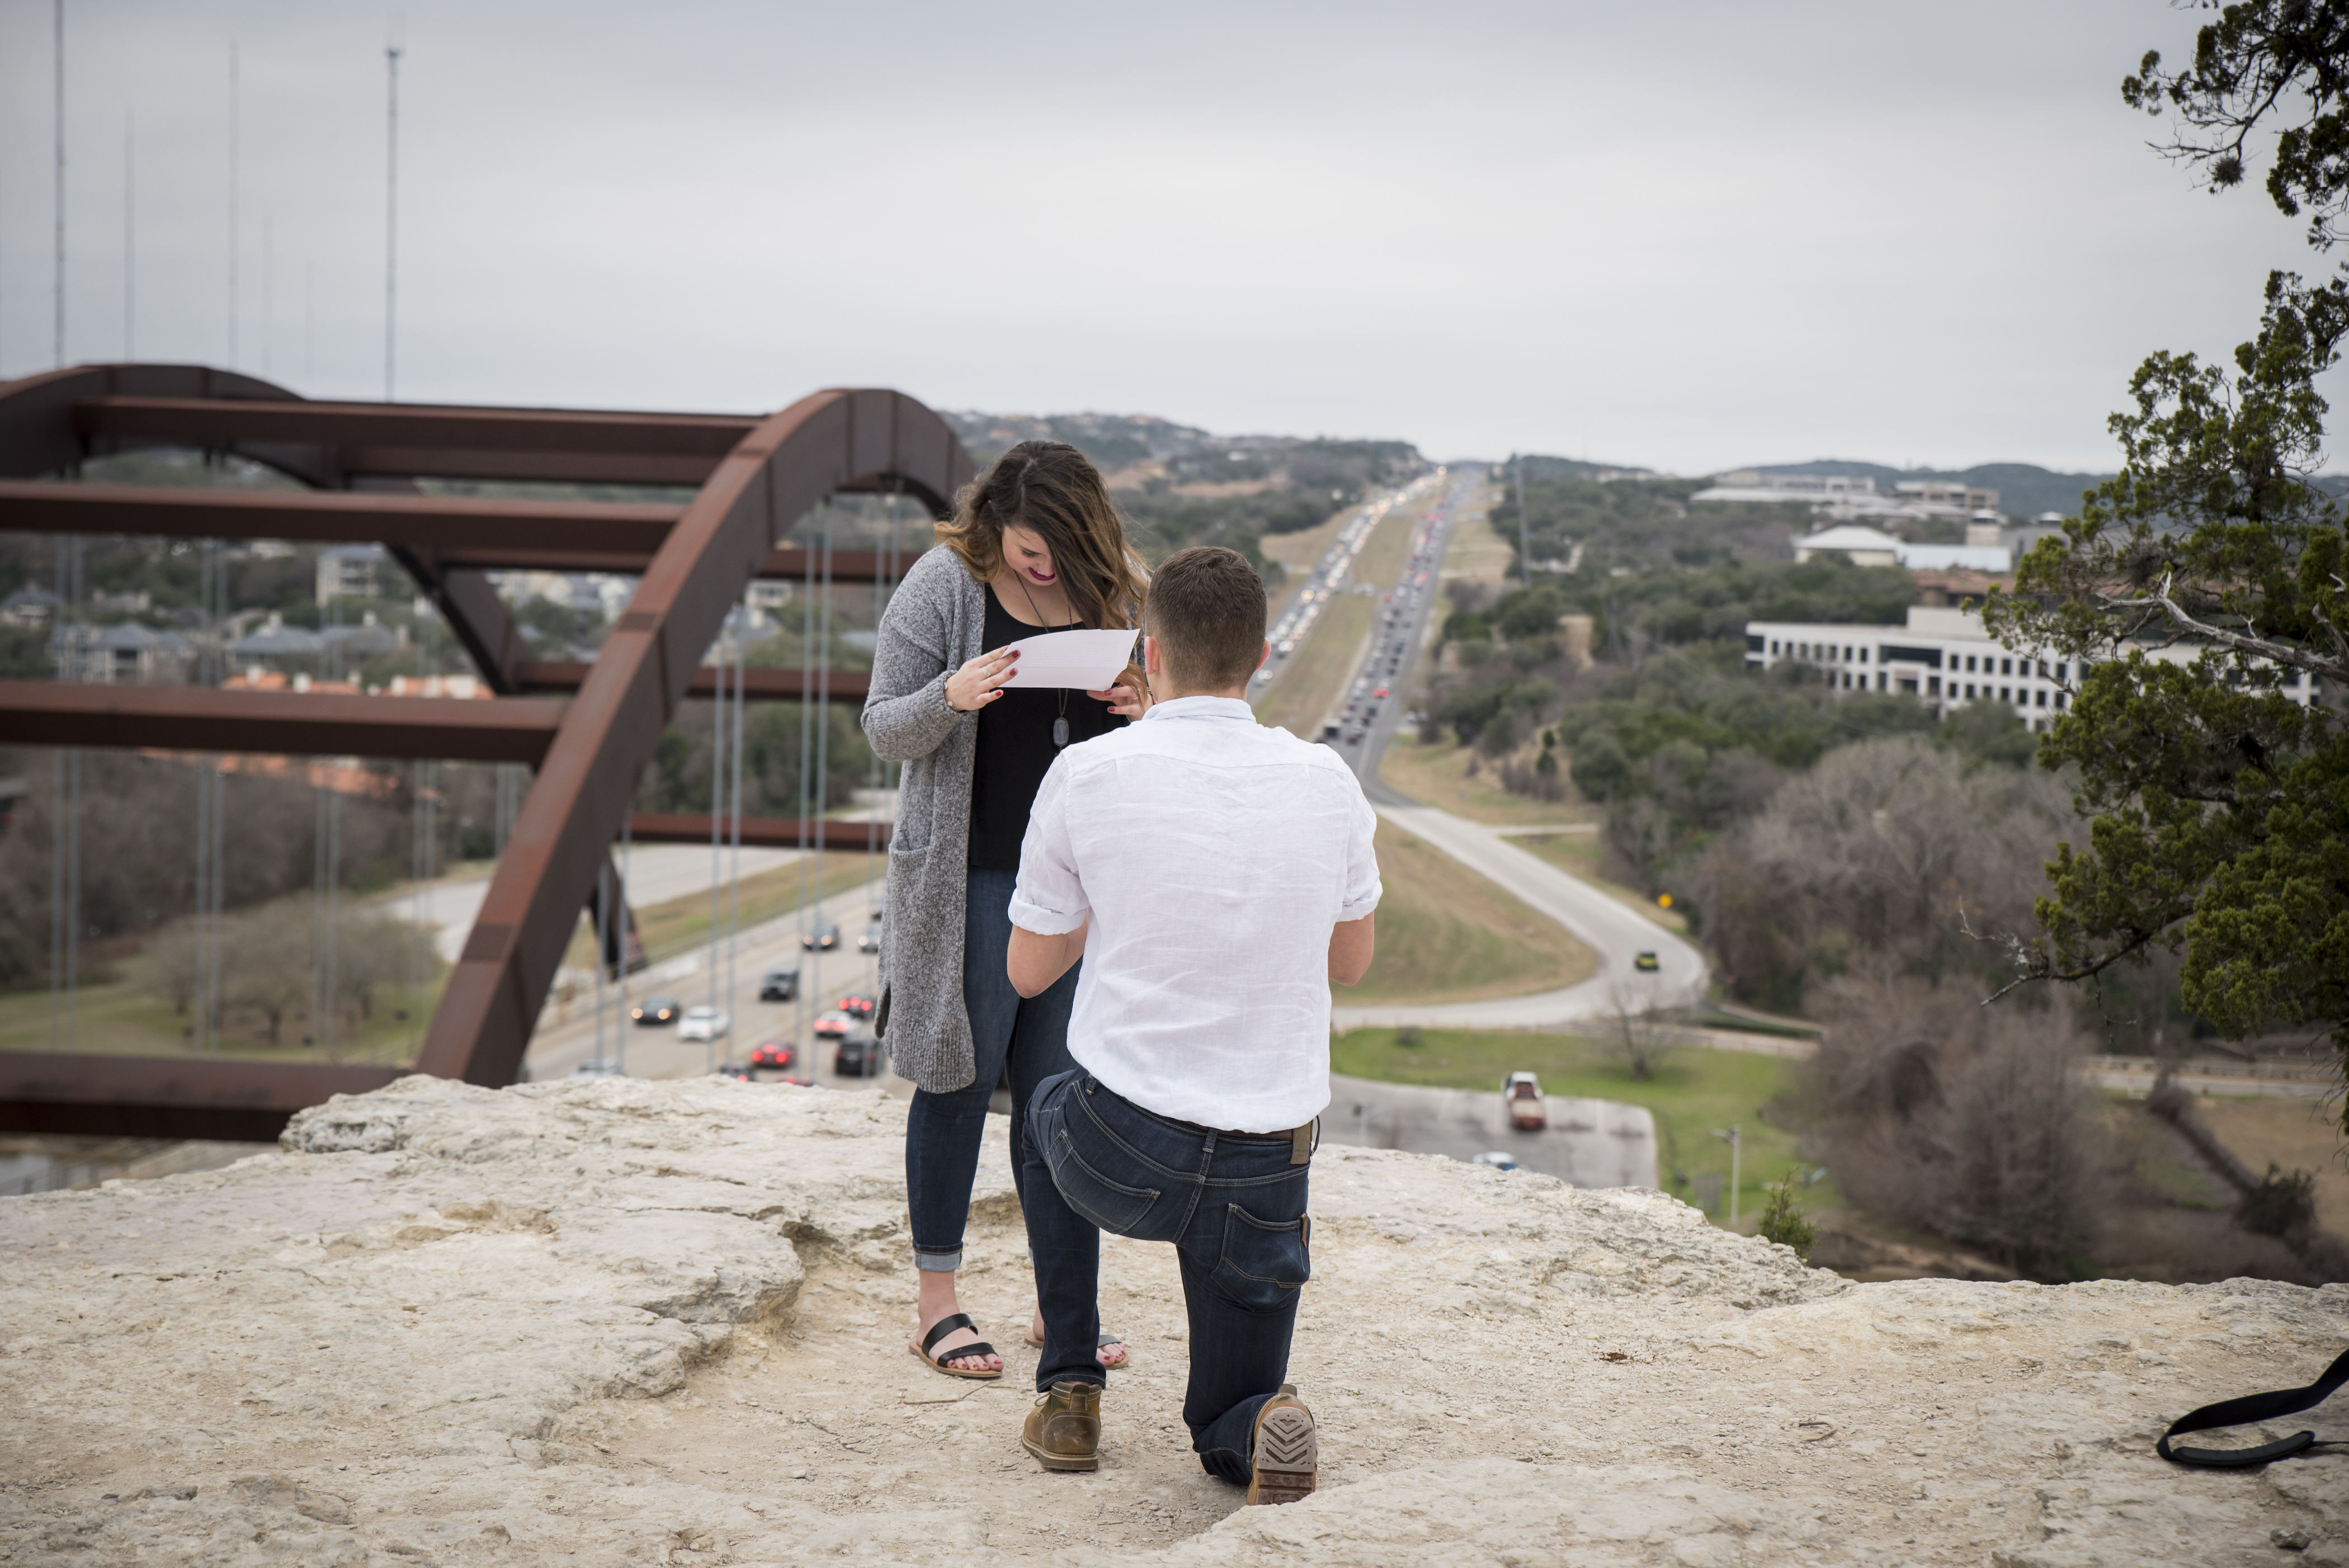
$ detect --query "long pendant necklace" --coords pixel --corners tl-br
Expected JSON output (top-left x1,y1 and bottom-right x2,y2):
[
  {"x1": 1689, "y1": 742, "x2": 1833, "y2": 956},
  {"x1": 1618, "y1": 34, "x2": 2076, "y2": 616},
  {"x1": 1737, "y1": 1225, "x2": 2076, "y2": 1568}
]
[{"x1": 1011, "y1": 570, "x2": 1075, "y2": 748}]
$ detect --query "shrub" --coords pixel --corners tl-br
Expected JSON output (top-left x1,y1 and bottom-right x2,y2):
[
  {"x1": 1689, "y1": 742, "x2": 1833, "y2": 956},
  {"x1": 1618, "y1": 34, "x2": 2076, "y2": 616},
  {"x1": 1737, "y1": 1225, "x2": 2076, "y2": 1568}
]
[
  {"x1": 1757, "y1": 1175, "x2": 1816, "y2": 1259},
  {"x1": 2236, "y1": 1165, "x2": 2318, "y2": 1240},
  {"x1": 1801, "y1": 970, "x2": 2105, "y2": 1279}
]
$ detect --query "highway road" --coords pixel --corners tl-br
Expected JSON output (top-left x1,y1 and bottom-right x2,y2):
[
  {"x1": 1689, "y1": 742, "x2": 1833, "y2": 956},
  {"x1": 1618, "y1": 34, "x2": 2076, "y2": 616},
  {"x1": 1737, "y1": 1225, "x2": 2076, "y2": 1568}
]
[
  {"x1": 513, "y1": 864, "x2": 891, "y2": 1084},
  {"x1": 1249, "y1": 470, "x2": 1446, "y2": 714},
  {"x1": 1314, "y1": 466, "x2": 1472, "y2": 765},
  {"x1": 1286, "y1": 467, "x2": 1711, "y2": 1029},
  {"x1": 400, "y1": 843, "x2": 805, "y2": 967}
]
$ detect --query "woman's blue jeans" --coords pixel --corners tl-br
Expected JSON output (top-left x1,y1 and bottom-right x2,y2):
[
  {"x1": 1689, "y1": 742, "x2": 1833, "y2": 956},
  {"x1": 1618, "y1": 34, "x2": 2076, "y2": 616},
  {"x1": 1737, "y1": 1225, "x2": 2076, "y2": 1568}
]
[{"x1": 904, "y1": 868, "x2": 1080, "y2": 1272}]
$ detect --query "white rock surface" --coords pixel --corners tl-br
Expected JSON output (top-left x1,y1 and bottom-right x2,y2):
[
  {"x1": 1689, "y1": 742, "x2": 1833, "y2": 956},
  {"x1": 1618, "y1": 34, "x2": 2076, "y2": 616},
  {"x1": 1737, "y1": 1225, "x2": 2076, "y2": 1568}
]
[{"x1": 2, "y1": 1074, "x2": 2346, "y2": 1565}]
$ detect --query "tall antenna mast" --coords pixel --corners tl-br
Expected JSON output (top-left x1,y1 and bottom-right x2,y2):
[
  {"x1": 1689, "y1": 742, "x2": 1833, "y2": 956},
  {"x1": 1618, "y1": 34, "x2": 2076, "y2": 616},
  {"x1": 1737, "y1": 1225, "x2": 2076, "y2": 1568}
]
[
  {"x1": 384, "y1": 31, "x2": 402, "y2": 401},
  {"x1": 122, "y1": 107, "x2": 133, "y2": 359},
  {"x1": 53, "y1": 0, "x2": 65, "y2": 367},
  {"x1": 1515, "y1": 453, "x2": 1530, "y2": 583},
  {"x1": 228, "y1": 42, "x2": 239, "y2": 366}
]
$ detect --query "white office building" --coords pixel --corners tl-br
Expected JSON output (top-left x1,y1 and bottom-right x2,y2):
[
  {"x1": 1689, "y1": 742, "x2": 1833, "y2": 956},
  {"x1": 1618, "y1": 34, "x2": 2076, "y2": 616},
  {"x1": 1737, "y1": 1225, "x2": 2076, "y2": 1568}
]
[
  {"x1": 1791, "y1": 523, "x2": 2013, "y2": 573},
  {"x1": 1745, "y1": 604, "x2": 2323, "y2": 730},
  {"x1": 317, "y1": 544, "x2": 390, "y2": 604}
]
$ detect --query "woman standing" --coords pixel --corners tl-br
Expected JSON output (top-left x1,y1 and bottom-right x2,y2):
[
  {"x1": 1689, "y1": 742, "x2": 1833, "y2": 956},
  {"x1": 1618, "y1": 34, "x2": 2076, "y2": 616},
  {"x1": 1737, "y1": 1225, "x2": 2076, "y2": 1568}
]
[{"x1": 862, "y1": 441, "x2": 1148, "y2": 1378}]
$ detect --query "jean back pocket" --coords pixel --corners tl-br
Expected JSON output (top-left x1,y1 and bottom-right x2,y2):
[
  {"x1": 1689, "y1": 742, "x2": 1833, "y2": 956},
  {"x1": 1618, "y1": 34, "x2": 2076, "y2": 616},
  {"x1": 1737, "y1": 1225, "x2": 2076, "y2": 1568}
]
[
  {"x1": 1046, "y1": 1131, "x2": 1162, "y2": 1235},
  {"x1": 1213, "y1": 1202, "x2": 1311, "y2": 1311}
]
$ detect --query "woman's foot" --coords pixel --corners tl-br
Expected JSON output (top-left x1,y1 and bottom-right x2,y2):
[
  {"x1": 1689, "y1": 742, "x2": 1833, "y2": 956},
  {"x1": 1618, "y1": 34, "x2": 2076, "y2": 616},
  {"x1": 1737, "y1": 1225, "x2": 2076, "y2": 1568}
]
[
  {"x1": 917, "y1": 1274, "x2": 1002, "y2": 1375},
  {"x1": 1030, "y1": 1307, "x2": 1129, "y2": 1369}
]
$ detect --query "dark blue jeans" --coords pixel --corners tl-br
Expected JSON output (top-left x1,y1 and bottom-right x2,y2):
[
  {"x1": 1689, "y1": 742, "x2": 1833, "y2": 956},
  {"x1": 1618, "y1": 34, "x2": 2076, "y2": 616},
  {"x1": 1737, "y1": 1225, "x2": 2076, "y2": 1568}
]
[
  {"x1": 904, "y1": 868, "x2": 1081, "y2": 1271},
  {"x1": 1023, "y1": 1069, "x2": 1313, "y2": 1485}
]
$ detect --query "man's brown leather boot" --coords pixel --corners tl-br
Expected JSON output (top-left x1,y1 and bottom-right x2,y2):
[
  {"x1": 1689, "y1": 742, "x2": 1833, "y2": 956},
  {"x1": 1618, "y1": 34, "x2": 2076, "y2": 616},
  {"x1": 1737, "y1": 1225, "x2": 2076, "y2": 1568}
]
[
  {"x1": 1245, "y1": 1383, "x2": 1317, "y2": 1505},
  {"x1": 1021, "y1": 1379, "x2": 1102, "y2": 1472}
]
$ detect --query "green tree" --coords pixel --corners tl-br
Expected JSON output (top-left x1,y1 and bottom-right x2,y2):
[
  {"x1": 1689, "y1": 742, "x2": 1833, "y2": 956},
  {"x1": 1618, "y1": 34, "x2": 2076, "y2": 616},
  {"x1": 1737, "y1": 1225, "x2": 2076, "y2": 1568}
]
[
  {"x1": 1982, "y1": 12, "x2": 2349, "y2": 1096},
  {"x1": 1756, "y1": 1174, "x2": 1815, "y2": 1260}
]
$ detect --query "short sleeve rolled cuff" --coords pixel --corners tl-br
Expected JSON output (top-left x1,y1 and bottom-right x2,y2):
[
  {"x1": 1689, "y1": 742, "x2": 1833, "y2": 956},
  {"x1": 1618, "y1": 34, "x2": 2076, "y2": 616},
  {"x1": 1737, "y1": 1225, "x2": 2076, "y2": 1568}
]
[
  {"x1": 1338, "y1": 787, "x2": 1382, "y2": 924},
  {"x1": 1007, "y1": 762, "x2": 1090, "y2": 937}
]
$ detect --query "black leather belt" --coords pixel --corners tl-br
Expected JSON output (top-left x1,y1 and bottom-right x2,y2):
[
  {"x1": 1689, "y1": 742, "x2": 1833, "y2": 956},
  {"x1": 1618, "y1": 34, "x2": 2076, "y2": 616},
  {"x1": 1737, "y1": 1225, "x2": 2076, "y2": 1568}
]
[{"x1": 1087, "y1": 1076, "x2": 1319, "y2": 1165}]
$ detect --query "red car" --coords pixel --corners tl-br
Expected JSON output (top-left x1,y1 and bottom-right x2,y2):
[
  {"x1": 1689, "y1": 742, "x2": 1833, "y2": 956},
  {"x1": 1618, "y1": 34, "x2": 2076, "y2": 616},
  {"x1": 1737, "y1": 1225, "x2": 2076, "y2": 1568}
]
[
  {"x1": 1504, "y1": 1072, "x2": 1547, "y2": 1131},
  {"x1": 837, "y1": 992, "x2": 878, "y2": 1021},
  {"x1": 749, "y1": 1040, "x2": 797, "y2": 1072},
  {"x1": 1372, "y1": 686, "x2": 1389, "y2": 698}
]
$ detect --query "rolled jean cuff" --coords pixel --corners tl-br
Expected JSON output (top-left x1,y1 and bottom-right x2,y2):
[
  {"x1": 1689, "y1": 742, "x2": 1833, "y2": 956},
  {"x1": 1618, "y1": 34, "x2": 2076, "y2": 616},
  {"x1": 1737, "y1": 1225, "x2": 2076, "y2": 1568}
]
[{"x1": 913, "y1": 1246, "x2": 964, "y2": 1273}]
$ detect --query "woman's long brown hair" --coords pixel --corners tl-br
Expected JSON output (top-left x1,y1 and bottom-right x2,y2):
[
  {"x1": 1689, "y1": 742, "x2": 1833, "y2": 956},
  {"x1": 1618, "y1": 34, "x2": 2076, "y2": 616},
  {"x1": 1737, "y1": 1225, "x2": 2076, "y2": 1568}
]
[{"x1": 937, "y1": 440, "x2": 1149, "y2": 632}]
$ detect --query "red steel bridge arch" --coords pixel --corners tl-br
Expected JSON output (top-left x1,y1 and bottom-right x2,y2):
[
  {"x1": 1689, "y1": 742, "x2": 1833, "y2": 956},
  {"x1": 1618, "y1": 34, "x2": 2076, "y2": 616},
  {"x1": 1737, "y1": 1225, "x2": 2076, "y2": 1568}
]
[{"x1": 0, "y1": 363, "x2": 973, "y2": 1137}]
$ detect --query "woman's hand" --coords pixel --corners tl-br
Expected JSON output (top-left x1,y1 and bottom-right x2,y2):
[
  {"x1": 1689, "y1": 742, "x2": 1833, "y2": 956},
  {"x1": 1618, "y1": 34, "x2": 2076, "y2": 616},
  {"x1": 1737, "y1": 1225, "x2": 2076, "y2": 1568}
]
[
  {"x1": 1088, "y1": 666, "x2": 1150, "y2": 721},
  {"x1": 946, "y1": 648, "x2": 1018, "y2": 712}
]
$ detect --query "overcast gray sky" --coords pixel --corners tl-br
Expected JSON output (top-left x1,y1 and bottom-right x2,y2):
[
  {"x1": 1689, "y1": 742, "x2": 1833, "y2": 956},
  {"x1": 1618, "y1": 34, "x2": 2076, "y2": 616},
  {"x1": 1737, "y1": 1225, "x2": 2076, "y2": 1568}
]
[{"x1": 0, "y1": 1, "x2": 2328, "y2": 473}]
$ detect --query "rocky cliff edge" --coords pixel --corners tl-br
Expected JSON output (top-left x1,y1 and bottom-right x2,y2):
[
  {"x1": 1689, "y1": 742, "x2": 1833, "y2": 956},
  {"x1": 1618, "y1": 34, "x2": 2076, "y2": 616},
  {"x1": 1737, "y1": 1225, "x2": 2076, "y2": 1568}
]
[{"x1": 3, "y1": 1074, "x2": 2346, "y2": 1565}]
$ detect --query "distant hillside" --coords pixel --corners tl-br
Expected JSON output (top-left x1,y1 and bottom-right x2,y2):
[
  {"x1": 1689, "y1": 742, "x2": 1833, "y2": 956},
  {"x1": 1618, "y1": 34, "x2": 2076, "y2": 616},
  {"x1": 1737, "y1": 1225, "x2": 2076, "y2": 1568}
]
[
  {"x1": 1513, "y1": 456, "x2": 1657, "y2": 483},
  {"x1": 940, "y1": 412, "x2": 1429, "y2": 570},
  {"x1": 944, "y1": 412, "x2": 1216, "y2": 472}
]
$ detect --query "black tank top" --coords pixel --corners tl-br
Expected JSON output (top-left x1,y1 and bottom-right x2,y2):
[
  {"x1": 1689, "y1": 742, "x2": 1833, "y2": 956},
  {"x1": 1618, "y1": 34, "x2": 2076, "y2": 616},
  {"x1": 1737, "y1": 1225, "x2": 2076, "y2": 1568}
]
[{"x1": 966, "y1": 584, "x2": 1128, "y2": 871}]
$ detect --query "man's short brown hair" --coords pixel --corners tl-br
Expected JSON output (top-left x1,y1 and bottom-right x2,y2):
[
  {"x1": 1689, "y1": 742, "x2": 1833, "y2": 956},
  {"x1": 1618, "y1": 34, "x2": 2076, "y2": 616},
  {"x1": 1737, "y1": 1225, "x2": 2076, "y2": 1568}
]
[{"x1": 1146, "y1": 546, "x2": 1266, "y2": 693}]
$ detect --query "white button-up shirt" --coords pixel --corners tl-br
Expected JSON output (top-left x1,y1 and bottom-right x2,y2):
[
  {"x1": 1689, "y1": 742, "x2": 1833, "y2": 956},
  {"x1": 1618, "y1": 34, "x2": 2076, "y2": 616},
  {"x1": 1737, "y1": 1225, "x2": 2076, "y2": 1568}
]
[{"x1": 1008, "y1": 695, "x2": 1381, "y2": 1132}]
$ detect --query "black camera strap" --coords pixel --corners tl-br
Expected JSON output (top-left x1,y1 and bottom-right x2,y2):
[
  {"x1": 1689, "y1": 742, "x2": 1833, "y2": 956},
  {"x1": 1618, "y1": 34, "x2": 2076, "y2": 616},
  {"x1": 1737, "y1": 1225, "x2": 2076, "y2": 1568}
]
[{"x1": 2157, "y1": 1347, "x2": 2349, "y2": 1468}]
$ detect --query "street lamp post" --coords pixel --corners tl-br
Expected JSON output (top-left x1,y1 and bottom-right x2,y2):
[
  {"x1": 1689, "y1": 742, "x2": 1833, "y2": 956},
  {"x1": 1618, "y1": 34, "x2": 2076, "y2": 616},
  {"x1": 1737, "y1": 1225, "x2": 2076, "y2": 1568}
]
[
  {"x1": 1710, "y1": 1125, "x2": 1742, "y2": 1227},
  {"x1": 1514, "y1": 453, "x2": 1531, "y2": 583}
]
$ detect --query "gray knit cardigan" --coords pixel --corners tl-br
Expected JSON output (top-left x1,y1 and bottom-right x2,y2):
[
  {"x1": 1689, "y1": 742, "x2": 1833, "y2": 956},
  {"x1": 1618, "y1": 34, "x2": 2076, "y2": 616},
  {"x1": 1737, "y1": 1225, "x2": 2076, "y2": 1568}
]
[{"x1": 861, "y1": 546, "x2": 994, "y2": 1094}]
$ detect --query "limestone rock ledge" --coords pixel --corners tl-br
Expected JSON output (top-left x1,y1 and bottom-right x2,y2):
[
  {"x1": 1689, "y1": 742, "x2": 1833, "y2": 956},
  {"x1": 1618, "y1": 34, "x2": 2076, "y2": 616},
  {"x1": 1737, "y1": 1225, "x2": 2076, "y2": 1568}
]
[{"x1": 0, "y1": 1074, "x2": 2343, "y2": 1566}]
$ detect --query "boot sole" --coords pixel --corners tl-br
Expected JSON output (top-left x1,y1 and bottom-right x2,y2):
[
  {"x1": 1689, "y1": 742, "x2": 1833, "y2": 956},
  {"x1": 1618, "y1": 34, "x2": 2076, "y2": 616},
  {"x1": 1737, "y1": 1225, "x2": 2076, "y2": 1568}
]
[
  {"x1": 1246, "y1": 1405, "x2": 1317, "y2": 1505},
  {"x1": 1021, "y1": 1435, "x2": 1100, "y2": 1472}
]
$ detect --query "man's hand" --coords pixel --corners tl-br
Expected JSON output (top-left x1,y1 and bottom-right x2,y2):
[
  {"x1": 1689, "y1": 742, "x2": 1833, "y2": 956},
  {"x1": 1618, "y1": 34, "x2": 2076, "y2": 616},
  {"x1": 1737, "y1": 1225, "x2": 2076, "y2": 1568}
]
[
  {"x1": 1008, "y1": 919, "x2": 1089, "y2": 998},
  {"x1": 1328, "y1": 913, "x2": 1375, "y2": 986}
]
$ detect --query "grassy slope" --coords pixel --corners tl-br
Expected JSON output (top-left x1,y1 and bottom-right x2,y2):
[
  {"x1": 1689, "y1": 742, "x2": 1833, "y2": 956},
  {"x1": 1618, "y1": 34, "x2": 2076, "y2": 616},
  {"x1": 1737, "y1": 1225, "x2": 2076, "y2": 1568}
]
[
  {"x1": 1442, "y1": 483, "x2": 1515, "y2": 587},
  {"x1": 1257, "y1": 506, "x2": 1354, "y2": 577},
  {"x1": 0, "y1": 856, "x2": 890, "y2": 1066},
  {"x1": 2197, "y1": 1094, "x2": 2349, "y2": 1239},
  {"x1": 1258, "y1": 595, "x2": 1372, "y2": 736},
  {"x1": 1346, "y1": 499, "x2": 1416, "y2": 592},
  {"x1": 559, "y1": 853, "x2": 884, "y2": 970},
  {"x1": 1350, "y1": 820, "x2": 1597, "y2": 1004},
  {"x1": 0, "y1": 965, "x2": 441, "y2": 1067},
  {"x1": 1331, "y1": 1026, "x2": 1810, "y2": 1228},
  {"x1": 1377, "y1": 733, "x2": 1591, "y2": 826}
]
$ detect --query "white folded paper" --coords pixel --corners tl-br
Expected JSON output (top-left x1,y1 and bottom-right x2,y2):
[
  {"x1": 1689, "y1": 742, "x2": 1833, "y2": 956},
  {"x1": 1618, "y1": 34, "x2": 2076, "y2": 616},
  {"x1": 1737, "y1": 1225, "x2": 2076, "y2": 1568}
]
[{"x1": 994, "y1": 627, "x2": 1139, "y2": 691}]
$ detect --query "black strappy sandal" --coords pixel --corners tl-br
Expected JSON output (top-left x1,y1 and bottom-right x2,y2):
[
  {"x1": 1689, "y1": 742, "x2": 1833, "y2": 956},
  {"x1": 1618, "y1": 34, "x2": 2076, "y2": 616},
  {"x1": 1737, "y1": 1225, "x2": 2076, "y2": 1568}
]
[
  {"x1": 909, "y1": 1312, "x2": 1003, "y2": 1380},
  {"x1": 1025, "y1": 1326, "x2": 1130, "y2": 1368}
]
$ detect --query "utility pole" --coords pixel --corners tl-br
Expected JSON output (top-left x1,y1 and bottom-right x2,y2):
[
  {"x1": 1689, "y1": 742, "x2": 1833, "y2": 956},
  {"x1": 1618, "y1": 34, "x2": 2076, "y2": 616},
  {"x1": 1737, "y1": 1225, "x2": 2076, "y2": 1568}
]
[
  {"x1": 228, "y1": 42, "x2": 238, "y2": 366},
  {"x1": 122, "y1": 108, "x2": 132, "y2": 359},
  {"x1": 1711, "y1": 1125, "x2": 1742, "y2": 1227},
  {"x1": 53, "y1": 0, "x2": 65, "y2": 366},
  {"x1": 384, "y1": 35, "x2": 402, "y2": 400},
  {"x1": 1515, "y1": 452, "x2": 1530, "y2": 584}
]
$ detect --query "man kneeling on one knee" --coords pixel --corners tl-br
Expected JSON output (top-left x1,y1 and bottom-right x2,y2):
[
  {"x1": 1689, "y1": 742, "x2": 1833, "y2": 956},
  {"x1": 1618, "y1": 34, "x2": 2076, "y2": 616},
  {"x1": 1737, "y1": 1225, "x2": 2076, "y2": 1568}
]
[{"x1": 1004, "y1": 544, "x2": 1380, "y2": 1503}]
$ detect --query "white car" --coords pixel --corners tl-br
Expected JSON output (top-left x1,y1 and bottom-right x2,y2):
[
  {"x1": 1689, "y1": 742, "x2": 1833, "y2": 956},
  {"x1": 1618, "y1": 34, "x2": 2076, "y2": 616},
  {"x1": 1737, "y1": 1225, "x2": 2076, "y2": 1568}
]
[{"x1": 677, "y1": 1005, "x2": 730, "y2": 1042}]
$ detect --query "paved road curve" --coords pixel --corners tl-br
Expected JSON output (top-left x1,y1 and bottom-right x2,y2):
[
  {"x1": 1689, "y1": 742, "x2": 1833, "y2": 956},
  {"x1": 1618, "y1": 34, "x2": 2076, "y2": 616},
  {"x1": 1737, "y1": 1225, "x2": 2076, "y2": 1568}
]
[{"x1": 1332, "y1": 805, "x2": 1707, "y2": 1031}]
